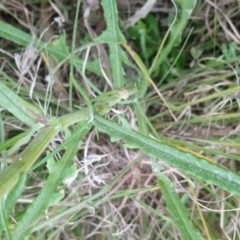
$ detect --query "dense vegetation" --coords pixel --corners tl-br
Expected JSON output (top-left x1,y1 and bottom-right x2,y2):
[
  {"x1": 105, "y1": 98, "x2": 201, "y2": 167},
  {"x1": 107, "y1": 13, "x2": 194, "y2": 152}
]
[{"x1": 0, "y1": 1, "x2": 240, "y2": 239}]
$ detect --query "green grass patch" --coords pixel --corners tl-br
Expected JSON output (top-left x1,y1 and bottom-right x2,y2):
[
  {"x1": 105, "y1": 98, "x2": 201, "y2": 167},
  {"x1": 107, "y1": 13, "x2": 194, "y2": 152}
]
[{"x1": 0, "y1": 0, "x2": 240, "y2": 239}]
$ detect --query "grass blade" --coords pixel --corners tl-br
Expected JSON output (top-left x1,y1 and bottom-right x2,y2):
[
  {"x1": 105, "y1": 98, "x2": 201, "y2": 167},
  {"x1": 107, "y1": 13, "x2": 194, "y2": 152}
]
[
  {"x1": 156, "y1": 172, "x2": 202, "y2": 240},
  {"x1": 0, "y1": 82, "x2": 41, "y2": 126},
  {"x1": 149, "y1": 0, "x2": 197, "y2": 75},
  {"x1": 0, "y1": 125, "x2": 59, "y2": 199},
  {"x1": 0, "y1": 174, "x2": 26, "y2": 236}
]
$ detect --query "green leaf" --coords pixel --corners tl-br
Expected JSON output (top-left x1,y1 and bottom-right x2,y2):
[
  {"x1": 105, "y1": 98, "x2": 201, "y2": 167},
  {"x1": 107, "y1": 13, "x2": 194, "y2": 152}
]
[
  {"x1": 14, "y1": 142, "x2": 79, "y2": 239},
  {"x1": 95, "y1": 0, "x2": 128, "y2": 89},
  {"x1": 93, "y1": 114, "x2": 240, "y2": 197},
  {"x1": 0, "y1": 82, "x2": 41, "y2": 126},
  {"x1": 10, "y1": 118, "x2": 136, "y2": 239},
  {"x1": 12, "y1": 121, "x2": 91, "y2": 240},
  {"x1": 154, "y1": 168, "x2": 202, "y2": 240},
  {"x1": 0, "y1": 173, "x2": 27, "y2": 234},
  {"x1": 0, "y1": 131, "x2": 29, "y2": 154},
  {"x1": 169, "y1": 0, "x2": 197, "y2": 46},
  {"x1": 0, "y1": 125, "x2": 59, "y2": 199},
  {"x1": 150, "y1": 0, "x2": 197, "y2": 74},
  {"x1": 0, "y1": 20, "x2": 102, "y2": 76}
]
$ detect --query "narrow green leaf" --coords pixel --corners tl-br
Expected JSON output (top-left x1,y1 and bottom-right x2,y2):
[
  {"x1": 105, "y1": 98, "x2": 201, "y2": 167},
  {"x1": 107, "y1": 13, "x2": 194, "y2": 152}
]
[
  {"x1": 156, "y1": 172, "x2": 202, "y2": 240},
  {"x1": 95, "y1": 0, "x2": 128, "y2": 89},
  {"x1": 149, "y1": 0, "x2": 197, "y2": 74},
  {"x1": 13, "y1": 121, "x2": 91, "y2": 240},
  {"x1": 0, "y1": 201, "x2": 12, "y2": 240},
  {"x1": 0, "y1": 131, "x2": 29, "y2": 154},
  {"x1": 0, "y1": 82, "x2": 42, "y2": 126},
  {"x1": 93, "y1": 114, "x2": 240, "y2": 197},
  {"x1": 0, "y1": 173, "x2": 27, "y2": 234},
  {"x1": 0, "y1": 125, "x2": 59, "y2": 199}
]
